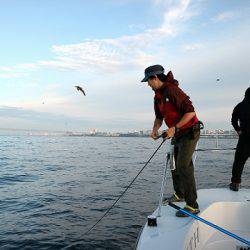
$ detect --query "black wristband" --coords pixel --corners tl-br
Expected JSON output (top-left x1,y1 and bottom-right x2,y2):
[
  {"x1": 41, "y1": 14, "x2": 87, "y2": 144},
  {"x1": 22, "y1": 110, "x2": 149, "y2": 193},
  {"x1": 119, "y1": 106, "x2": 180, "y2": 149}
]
[{"x1": 174, "y1": 126, "x2": 180, "y2": 133}]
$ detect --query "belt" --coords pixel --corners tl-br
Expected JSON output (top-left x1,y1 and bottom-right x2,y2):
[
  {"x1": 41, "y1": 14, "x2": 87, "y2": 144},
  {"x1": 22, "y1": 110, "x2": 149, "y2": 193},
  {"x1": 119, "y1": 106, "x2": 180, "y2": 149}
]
[
  {"x1": 193, "y1": 121, "x2": 204, "y2": 131},
  {"x1": 175, "y1": 121, "x2": 204, "y2": 139}
]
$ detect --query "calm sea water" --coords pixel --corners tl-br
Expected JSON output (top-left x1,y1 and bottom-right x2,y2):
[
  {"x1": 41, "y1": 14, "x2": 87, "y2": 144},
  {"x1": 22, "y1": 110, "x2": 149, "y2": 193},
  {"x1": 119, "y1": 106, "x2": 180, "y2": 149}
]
[{"x1": 0, "y1": 132, "x2": 249, "y2": 249}]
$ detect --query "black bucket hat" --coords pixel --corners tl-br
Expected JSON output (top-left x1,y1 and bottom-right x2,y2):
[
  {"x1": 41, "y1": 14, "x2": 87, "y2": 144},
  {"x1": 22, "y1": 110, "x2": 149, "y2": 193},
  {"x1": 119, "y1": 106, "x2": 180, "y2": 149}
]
[{"x1": 141, "y1": 64, "x2": 164, "y2": 82}]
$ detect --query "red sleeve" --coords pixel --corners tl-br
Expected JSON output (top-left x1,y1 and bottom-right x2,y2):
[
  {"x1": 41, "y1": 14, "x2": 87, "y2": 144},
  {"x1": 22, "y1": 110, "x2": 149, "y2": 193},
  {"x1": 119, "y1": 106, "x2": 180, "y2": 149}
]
[{"x1": 167, "y1": 85, "x2": 195, "y2": 115}]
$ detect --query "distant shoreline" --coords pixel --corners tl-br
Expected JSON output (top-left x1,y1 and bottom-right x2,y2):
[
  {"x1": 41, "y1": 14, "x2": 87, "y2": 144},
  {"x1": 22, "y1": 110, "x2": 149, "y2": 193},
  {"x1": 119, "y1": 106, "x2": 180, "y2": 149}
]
[
  {"x1": 0, "y1": 128, "x2": 238, "y2": 139},
  {"x1": 67, "y1": 134, "x2": 238, "y2": 139}
]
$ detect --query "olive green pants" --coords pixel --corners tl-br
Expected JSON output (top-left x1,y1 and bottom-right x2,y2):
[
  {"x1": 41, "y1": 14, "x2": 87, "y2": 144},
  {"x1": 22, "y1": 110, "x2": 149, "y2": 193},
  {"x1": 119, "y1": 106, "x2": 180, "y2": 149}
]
[{"x1": 171, "y1": 130, "x2": 200, "y2": 208}]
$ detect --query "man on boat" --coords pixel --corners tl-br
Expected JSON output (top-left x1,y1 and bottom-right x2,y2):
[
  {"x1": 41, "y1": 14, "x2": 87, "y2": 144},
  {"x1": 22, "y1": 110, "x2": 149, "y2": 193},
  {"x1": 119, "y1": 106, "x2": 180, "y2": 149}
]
[
  {"x1": 142, "y1": 64, "x2": 202, "y2": 217},
  {"x1": 230, "y1": 87, "x2": 250, "y2": 191}
]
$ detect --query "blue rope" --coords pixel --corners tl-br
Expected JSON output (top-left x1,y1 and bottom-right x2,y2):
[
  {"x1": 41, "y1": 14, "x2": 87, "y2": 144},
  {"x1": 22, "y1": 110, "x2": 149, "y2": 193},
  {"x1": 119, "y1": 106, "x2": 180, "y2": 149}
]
[{"x1": 168, "y1": 202, "x2": 250, "y2": 246}]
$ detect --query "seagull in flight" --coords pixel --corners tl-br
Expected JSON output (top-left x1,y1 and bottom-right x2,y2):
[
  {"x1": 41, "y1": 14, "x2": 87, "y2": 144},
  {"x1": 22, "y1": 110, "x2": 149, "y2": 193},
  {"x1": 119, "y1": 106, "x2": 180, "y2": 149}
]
[{"x1": 75, "y1": 85, "x2": 86, "y2": 96}]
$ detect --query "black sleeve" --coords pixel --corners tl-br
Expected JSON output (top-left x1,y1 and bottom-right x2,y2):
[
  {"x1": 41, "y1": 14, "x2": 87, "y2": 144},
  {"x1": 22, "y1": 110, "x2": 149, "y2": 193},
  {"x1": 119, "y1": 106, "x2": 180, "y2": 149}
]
[
  {"x1": 154, "y1": 98, "x2": 163, "y2": 119},
  {"x1": 231, "y1": 104, "x2": 240, "y2": 131}
]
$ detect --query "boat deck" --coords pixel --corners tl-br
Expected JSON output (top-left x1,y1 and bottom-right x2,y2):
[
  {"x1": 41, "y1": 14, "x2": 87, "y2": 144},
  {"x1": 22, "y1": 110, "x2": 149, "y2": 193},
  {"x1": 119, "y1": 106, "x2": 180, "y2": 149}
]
[{"x1": 136, "y1": 188, "x2": 250, "y2": 250}]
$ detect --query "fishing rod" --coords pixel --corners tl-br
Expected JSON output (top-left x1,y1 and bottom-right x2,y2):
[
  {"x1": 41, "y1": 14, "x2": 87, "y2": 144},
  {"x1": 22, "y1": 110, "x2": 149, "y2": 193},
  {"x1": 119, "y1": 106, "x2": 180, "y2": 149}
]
[
  {"x1": 82, "y1": 133, "x2": 167, "y2": 236},
  {"x1": 167, "y1": 202, "x2": 250, "y2": 246}
]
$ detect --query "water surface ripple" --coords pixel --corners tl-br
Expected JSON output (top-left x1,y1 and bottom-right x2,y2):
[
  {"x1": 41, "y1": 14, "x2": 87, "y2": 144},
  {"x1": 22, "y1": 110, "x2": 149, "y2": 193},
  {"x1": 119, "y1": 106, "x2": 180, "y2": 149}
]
[{"x1": 0, "y1": 134, "x2": 249, "y2": 249}]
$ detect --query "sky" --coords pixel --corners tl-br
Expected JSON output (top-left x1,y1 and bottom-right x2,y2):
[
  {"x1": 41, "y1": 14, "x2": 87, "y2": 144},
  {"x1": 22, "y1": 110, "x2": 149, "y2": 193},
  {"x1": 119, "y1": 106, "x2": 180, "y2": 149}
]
[{"x1": 0, "y1": 0, "x2": 250, "y2": 132}]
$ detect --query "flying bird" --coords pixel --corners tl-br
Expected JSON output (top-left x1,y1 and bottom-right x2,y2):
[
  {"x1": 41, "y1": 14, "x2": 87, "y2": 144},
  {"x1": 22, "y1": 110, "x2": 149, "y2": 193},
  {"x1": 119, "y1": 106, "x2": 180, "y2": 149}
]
[
  {"x1": 216, "y1": 78, "x2": 220, "y2": 82},
  {"x1": 75, "y1": 85, "x2": 86, "y2": 96}
]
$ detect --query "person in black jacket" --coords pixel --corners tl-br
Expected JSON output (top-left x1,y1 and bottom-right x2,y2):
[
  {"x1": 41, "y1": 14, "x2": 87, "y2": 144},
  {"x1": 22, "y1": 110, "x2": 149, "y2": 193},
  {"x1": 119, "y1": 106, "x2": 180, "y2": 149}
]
[{"x1": 230, "y1": 87, "x2": 250, "y2": 191}]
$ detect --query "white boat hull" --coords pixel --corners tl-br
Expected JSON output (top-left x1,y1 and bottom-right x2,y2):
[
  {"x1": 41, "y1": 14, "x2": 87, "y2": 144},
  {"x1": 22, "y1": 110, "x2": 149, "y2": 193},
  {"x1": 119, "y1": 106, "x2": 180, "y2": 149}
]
[{"x1": 136, "y1": 189, "x2": 250, "y2": 250}]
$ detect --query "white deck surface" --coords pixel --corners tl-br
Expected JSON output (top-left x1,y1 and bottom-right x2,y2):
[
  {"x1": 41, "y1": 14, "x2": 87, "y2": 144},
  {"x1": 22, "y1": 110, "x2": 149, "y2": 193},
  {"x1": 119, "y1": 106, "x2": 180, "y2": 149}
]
[{"x1": 136, "y1": 188, "x2": 250, "y2": 250}]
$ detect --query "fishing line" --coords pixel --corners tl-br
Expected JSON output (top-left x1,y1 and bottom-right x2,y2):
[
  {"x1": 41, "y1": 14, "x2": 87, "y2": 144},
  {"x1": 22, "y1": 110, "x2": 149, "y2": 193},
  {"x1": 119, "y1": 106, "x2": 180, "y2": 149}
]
[{"x1": 83, "y1": 138, "x2": 166, "y2": 236}]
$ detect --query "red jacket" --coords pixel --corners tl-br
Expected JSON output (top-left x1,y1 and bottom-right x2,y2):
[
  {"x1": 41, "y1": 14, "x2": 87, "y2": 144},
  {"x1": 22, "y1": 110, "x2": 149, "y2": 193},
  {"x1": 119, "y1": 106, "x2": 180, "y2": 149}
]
[{"x1": 154, "y1": 72, "x2": 198, "y2": 134}]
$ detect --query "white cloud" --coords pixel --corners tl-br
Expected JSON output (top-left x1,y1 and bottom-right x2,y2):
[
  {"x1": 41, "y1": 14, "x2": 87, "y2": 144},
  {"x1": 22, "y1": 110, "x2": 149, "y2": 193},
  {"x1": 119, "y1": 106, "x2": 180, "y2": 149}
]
[
  {"x1": 0, "y1": 72, "x2": 23, "y2": 79},
  {"x1": 0, "y1": 0, "x2": 195, "y2": 78},
  {"x1": 0, "y1": 64, "x2": 38, "y2": 79},
  {"x1": 212, "y1": 11, "x2": 236, "y2": 22},
  {"x1": 44, "y1": 83, "x2": 62, "y2": 91},
  {"x1": 162, "y1": 0, "x2": 190, "y2": 25},
  {"x1": 182, "y1": 43, "x2": 205, "y2": 51},
  {"x1": 2, "y1": 94, "x2": 84, "y2": 117},
  {"x1": 128, "y1": 23, "x2": 148, "y2": 31},
  {"x1": 197, "y1": 106, "x2": 233, "y2": 129}
]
